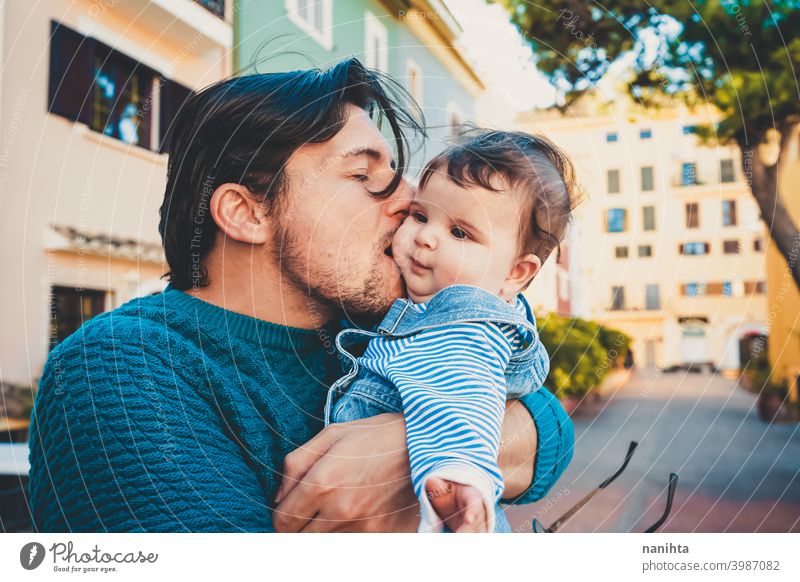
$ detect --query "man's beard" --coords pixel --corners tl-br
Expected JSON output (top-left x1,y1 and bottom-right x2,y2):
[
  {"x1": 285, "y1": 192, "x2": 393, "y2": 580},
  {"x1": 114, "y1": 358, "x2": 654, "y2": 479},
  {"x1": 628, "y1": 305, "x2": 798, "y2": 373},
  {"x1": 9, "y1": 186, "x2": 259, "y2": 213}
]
[{"x1": 272, "y1": 220, "x2": 398, "y2": 326}]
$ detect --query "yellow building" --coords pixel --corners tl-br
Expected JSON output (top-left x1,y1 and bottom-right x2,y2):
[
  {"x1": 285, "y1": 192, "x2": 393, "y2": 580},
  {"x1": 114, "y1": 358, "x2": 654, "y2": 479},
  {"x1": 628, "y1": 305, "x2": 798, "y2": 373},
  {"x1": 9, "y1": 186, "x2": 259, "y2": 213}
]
[
  {"x1": 519, "y1": 99, "x2": 768, "y2": 374},
  {"x1": 767, "y1": 126, "x2": 800, "y2": 402},
  {"x1": 0, "y1": 0, "x2": 233, "y2": 388}
]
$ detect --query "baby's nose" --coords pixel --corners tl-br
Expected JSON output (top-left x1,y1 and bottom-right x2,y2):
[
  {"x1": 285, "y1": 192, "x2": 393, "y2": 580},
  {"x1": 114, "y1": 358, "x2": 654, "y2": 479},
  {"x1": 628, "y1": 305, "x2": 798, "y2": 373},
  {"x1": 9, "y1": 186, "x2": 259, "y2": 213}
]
[{"x1": 415, "y1": 226, "x2": 436, "y2": 249}]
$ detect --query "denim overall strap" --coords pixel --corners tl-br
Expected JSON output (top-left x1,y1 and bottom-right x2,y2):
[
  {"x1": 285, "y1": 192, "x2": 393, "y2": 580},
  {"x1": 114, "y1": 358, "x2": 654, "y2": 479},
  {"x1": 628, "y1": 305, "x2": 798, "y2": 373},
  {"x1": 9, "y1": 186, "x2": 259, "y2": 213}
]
[
  {"x1": 323, "y1": 326, "x2": 381, "y2": 425},
  {"x1": 377, "y1": 285, "x2": 539, "y2": 346}
]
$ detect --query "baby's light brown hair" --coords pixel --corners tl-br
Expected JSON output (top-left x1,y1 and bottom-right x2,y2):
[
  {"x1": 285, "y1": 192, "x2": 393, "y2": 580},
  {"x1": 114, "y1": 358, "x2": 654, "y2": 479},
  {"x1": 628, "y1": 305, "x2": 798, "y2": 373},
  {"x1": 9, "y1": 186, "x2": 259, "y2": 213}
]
[{"x1": 419, "y1": 129, "x2": 581, "y2": 279}]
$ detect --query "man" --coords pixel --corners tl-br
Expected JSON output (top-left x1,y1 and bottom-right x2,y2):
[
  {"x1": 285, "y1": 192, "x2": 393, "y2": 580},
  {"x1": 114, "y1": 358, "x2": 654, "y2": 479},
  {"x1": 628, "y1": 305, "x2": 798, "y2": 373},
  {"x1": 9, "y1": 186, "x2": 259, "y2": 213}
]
[{"x1": 29, "y1": 58, "x2": 573, "y2": 532}]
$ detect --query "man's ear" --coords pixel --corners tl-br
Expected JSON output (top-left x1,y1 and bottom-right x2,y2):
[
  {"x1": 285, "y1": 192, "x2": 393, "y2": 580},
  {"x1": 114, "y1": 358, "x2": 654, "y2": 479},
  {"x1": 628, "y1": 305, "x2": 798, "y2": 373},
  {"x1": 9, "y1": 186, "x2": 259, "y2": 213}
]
[
  {"x1": 500, "y1": 253, "x2": 542, "y2": 300},
  {"x1": 209, "y1": 183, "x2": 270, "y2": 244}
]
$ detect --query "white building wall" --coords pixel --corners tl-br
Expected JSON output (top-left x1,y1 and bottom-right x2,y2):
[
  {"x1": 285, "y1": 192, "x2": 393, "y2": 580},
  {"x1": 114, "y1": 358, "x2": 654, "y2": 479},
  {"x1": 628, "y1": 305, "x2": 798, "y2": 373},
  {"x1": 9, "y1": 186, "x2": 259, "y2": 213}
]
[{"x1": 0, "y1": 0, "x2": 232, "y2": 385}]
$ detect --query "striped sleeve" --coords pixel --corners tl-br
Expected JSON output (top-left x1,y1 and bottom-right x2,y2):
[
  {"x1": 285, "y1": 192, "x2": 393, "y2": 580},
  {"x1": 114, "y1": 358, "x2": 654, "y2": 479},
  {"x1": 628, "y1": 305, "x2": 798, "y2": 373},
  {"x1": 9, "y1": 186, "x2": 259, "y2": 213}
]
[{"x1": 382, "y1": 322, "x2": 512, "y2": 532}]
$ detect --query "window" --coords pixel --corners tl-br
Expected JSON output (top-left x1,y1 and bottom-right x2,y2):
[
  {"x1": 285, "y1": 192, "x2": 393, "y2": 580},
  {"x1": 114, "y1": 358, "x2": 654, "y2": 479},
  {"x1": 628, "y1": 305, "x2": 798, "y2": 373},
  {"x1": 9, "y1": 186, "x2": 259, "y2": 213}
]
[
  {"x1": 754, "y1": 238, "x2": 764, "y2": 252},
  {"x1": 446, "y1": 102, "x2": 464, "y2": 139},
  {"x1": 720, "y1": 159, "x2": 735, "y2": 183},
  {"x1": 722, "y1": 200, "x2": 737, "y2": 226},
  {"x1": 406, "y1": 58, "x2": 423, "y2": 104},
  {"x1": 615, "y1": 246, "x2": 629, "y2": 258},
  {"x1": 745, "y1": 281, "x2": 767, "y2": 294},
  {"x1": 194, "y1": 0, "x2": 225, "y2": 18},
  {"x1": 723, "y1": 240, "x2": 741, "y2": 254},
  {"x1": 640, "y1": 128, "x2": 652, "y2": 140},
  {"x1": 606, "y1": 132, "x2": 618, "y2": 143},
  {"x1": 607, "y1": 169, "x2": 620, "y2": 193},
  {"x1": 91, "y1": 46, "x2": 154, "y2": 148},
  {"x1": 286, "y1": 0, "x2": 333, "y2": 50},
  {"x1": 681, "y1": 162, "x2": 698, "y2": 186},
  {"x1": 48, "y1": 21, "x2": 190, "y2": 153},
  {"x1": 638, "y1": 245, "x2": 652, "y2": 257},
  {"x1": 158, "y1": 79, "x2": 193, "y2": 154},
  {"x1": 642, "y1": 206, "x2": 656, "y2": 231},
  {"x1": 680, "y1": 242, "x2": 710, "y2": 255},
  {"x1": 606, "y1": 208, "x2": 627, "y2": 233},
  {"x1": 641, "y1": 166, "x2": 654, "y2": 191},
  {"x1": 611, "y1": 286, "x2": 625, "y2": 310},
  {"x1": 686, "y1": 202, "x2": 699, "y2": 228},
  {"x1": 723, "y1": 281, "x2": 733, "y2": 296},
  {"x1": 682, "y1": 125, "x2": 697, "y2": 135},
  {"x1": 364, "y1": 10, "x2": 389, "y2": 72},
  {"x1": 645, "y1": 284, "x2": 660, "y2": 310},
  {"x1": 683, "y1": 282, "x2": 707, "y2": 297},
  {"x1": 49, "y1": 286, "x2": 107, "y2": 349}
]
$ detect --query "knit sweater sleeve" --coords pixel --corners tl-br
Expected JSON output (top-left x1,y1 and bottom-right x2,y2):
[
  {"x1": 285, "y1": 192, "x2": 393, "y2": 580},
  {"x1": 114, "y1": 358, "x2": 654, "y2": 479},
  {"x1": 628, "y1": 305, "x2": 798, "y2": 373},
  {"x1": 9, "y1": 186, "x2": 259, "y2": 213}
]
[
  {"x1": 28, "y1": 316, "x2": 273, "y2": 532},
  {"x1": 502, "y1": 386, "x2": 575, "y2": 505}
]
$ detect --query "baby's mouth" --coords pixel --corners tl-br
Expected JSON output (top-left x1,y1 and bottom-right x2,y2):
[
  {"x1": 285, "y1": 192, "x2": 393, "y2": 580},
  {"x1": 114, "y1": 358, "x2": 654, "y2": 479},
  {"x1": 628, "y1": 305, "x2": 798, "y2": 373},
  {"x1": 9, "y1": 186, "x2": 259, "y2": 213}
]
[{"x1": 410, "y1": 257, "x2": 429, "y2": 270}]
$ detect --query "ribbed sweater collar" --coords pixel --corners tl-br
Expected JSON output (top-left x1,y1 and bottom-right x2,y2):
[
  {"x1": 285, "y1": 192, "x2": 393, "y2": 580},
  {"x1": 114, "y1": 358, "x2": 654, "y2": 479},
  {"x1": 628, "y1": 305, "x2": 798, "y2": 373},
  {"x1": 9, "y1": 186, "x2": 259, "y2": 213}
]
[{"x1": 162, "y1": 287, "x2": 324, "y2": 351}]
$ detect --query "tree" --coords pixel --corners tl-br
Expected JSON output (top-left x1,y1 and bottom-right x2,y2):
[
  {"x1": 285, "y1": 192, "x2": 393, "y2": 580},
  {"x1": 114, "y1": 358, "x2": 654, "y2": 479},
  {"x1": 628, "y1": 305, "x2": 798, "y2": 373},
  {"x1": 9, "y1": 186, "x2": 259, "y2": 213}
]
[{"x1": 498, "y1": 0, "x2": 800, "y2": 289}]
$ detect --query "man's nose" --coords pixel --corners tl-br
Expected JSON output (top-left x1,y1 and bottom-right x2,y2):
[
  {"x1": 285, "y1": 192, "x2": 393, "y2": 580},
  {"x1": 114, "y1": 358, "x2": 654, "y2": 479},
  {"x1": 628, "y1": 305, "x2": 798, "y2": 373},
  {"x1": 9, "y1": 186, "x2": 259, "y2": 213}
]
[{"x1": 384, "y1": 179, "x2": 414, "y2": 220}]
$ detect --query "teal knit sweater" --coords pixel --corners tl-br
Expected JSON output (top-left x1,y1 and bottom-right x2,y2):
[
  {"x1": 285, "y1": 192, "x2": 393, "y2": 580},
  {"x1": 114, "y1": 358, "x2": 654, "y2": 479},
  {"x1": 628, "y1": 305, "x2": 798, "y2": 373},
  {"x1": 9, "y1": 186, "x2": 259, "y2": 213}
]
[{"x1": 29, "y1": 287, "x2": 573, "y2": 532}]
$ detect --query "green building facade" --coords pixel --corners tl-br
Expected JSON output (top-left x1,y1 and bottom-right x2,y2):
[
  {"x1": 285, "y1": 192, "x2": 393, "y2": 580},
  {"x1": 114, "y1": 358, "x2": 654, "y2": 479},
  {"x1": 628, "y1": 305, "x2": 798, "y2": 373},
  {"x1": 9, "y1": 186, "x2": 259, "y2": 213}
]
[{"x1": 234, "y1": 0, "x2": 484, "y2": 173}]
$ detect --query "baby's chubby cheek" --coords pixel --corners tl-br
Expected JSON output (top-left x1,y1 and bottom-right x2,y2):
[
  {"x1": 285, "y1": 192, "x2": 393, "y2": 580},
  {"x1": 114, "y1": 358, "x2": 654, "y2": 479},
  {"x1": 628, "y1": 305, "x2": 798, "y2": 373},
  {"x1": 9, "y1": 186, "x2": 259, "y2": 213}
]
[{"x1": 390, "y1": 221, "x2": 415, "y2": 265}]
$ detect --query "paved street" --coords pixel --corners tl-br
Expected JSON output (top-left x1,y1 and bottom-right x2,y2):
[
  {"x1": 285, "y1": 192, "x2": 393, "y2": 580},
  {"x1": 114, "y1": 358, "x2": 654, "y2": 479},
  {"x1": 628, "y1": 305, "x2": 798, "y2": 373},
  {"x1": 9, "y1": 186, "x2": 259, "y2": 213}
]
[{"x1": 506, "y1": 368, "x2": 800, "y2": 532}]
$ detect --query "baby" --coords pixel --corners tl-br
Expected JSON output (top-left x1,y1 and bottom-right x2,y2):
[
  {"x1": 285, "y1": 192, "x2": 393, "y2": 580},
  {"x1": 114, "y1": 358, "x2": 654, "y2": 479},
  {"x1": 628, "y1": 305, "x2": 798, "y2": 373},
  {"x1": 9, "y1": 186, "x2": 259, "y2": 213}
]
[{"x1": 324, "y1": 129, "x2": 578, "y2": 532}]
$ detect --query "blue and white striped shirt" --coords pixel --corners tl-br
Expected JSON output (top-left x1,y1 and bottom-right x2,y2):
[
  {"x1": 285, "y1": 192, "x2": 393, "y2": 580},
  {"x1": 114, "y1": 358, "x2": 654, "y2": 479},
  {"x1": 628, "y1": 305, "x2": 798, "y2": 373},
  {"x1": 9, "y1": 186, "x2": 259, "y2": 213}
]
[{"x1": 355, "y1": 296, "x2": 534, "y2": 532}]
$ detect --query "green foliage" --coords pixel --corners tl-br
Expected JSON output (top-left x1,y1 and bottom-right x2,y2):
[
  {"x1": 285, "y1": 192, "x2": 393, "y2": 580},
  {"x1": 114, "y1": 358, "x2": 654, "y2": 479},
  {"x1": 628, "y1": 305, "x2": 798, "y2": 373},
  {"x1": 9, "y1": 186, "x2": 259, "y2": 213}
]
[
  {"x1": 742, "y1": 349, "x2": 788, "y2": 395},
  {"x1": 538, "y1": 313, "x2": 631, "y2": 399},
  {"x1": 495, "y1": 0, "x2": 645, "y2": 106},
  {"x1": 496, "y1": 0, "x2": 800, "y2": 146}
]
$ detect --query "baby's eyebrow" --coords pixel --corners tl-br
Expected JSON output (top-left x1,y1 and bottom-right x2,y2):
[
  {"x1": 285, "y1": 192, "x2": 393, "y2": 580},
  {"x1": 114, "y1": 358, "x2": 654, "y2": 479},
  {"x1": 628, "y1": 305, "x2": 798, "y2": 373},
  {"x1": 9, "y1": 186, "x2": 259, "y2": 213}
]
[{"x1": 453, "y1": 215, "x2": 481, "y2": 233}]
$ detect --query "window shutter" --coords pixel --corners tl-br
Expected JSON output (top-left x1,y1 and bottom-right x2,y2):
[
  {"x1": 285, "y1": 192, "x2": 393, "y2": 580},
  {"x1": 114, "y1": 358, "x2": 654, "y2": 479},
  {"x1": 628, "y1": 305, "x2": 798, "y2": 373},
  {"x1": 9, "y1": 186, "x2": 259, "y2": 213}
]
[
  {"x1": 48, "y1": 21, "x2": 95, "y2": 125},
  {"x1": 704, "y1": 242, "x2": 710, "y2": 253},
  {"x1": 159, "y1": 79, "x2": 193, "y2": 153},
  {"x1": 679, "y1": 244, "x2": 684, "y2": 254}
]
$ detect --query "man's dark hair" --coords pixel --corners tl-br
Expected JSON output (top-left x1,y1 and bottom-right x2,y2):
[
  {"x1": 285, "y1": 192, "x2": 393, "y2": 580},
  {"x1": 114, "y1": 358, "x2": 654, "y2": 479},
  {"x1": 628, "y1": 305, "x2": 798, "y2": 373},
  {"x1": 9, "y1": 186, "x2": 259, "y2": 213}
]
[
  {"x1": 419, "y1": 128, "x2": 581, "y2": 267},
  {"x1": 159, "y1": 57, "x2": 423, "y2": 290}
]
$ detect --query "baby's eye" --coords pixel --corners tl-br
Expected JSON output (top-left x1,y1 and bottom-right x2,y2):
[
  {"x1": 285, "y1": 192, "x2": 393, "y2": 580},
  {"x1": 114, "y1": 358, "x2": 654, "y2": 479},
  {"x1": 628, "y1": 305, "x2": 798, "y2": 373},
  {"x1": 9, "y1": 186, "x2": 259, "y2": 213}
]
[
  {"x1": 451, "y1": 226, "x2": 468, "y2": 240},
  {"x1": 352, "y1": 174, "x2": 369, "y2": 182},
  {"x1": 413, "y1": 211, "x2": 427, "y2": 223}
]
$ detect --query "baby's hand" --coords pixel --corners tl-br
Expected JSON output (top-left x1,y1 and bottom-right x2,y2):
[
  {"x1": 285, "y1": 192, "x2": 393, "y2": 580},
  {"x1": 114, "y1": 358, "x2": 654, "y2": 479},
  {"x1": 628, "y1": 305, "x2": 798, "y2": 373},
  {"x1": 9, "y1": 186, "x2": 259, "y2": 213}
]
[{"x1": 425, "y1": 477, "x2": 489, "y2": 533}]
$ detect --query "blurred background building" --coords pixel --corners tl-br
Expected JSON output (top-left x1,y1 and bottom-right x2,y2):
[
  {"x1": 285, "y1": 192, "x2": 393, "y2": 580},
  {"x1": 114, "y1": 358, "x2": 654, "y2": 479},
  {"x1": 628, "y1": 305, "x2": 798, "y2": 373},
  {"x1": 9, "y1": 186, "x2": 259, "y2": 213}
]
[
  {"x1": 235, "y1": 0, "x2": 484, "y2": 170},
  {"x1": 519, "y1": 94, "x2": 769, "y2": 375},
  {"x1": 0, "y1": 0, "x2": 232, "y2": 392},
  {"x1": 769, "y1": 126, "x2": 800, "y2": 404}
]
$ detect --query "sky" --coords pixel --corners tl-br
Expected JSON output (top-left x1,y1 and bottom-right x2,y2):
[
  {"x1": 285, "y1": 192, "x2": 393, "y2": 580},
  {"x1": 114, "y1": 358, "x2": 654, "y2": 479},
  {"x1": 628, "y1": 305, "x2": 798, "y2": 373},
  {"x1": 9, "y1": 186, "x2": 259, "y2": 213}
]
[{"x1": 442, "y1": 0, "x2": 558, "y2": 111}]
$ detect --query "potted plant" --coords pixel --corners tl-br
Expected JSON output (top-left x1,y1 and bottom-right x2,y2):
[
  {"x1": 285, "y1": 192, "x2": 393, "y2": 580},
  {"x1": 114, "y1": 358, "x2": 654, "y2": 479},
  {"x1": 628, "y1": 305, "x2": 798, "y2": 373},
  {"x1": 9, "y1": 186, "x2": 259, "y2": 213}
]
[{"x1": 743, "y1": 353, "x2": 789, "y2": 422}]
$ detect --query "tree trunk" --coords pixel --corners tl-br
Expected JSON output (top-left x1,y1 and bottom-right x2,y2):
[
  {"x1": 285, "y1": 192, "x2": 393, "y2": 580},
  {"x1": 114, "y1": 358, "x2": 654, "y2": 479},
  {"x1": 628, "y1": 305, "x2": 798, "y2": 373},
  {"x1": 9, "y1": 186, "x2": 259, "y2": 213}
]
[{"x1": 739, "y1": 143, "x2": 800, "y2": 291}]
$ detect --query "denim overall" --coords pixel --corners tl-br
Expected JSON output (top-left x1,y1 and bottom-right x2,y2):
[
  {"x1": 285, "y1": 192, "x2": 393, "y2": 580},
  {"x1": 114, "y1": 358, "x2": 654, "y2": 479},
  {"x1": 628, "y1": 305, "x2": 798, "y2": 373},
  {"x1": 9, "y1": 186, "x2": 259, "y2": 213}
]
[{"x1": 324, "y1": 284, "x2": 551, "y2": 532}]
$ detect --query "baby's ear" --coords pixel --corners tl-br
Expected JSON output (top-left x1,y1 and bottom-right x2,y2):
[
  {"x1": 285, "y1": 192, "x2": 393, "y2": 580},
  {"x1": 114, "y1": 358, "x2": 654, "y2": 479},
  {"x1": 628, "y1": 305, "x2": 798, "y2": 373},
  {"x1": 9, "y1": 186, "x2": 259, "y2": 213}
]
[{"x1": 501, "y1": 253, "x2": 541, "y2": 300}]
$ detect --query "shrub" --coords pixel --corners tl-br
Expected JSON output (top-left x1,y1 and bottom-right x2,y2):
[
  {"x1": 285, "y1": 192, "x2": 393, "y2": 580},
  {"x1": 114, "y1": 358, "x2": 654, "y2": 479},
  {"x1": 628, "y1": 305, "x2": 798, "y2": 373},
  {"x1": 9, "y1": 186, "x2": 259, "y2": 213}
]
[{"x1": 538, "y1": 313, "x2": 631, "y2": 399}]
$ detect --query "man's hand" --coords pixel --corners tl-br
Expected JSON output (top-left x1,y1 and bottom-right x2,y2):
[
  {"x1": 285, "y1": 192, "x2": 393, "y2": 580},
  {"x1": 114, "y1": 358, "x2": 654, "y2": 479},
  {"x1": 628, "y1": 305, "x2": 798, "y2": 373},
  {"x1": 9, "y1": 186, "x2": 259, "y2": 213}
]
[
  {"x1": 273, "y1": 400, "x2": 538, "y2": 532},
  {"x1": 273, "y1": 414, "x2": 419, "y2": 532}
]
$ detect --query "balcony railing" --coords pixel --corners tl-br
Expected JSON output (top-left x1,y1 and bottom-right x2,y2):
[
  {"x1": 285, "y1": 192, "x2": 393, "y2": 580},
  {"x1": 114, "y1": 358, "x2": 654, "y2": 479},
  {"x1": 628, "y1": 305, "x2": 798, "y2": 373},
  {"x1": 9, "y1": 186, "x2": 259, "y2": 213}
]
[{"x1": 194, "y1": 0, "x2": 225, "y2": 19}]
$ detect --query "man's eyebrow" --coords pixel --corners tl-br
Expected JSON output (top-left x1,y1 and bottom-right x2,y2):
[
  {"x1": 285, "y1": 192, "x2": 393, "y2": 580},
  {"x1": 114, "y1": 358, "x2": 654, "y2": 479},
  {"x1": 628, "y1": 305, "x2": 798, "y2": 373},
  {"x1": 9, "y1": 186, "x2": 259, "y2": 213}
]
[{"x1": 341, "y1": 146, "x2": 396, "y2": 169}]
